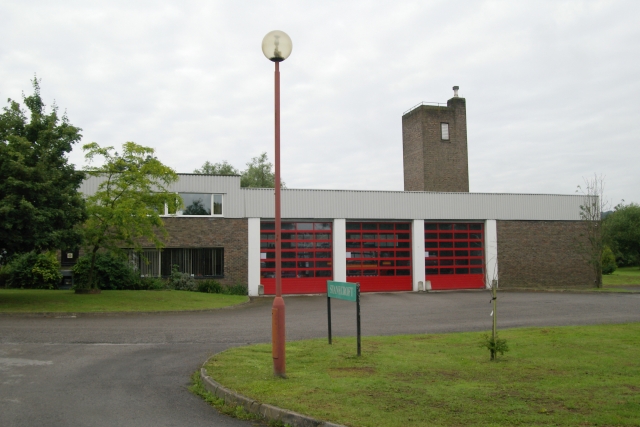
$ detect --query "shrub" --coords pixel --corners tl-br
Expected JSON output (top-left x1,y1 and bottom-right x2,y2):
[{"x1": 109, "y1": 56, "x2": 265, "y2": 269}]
[
  {"x1": 197, "y1": 279, "x2": 222, "y2": 294},
  {"x1": 481, "y1": 334, "x2": 509, "y2": 361},
  {"x1": 225, "y1": 284, "x2": 248, "y2": 295},
  {"x1": 614, "y1": 251, "x2": 639, "y2": 268},
  {"x1": 73, "y1": 252, "x2": 140, "y2": 290},
  {"x1": 5, "y1": 251, "x2": 62, "y2": 289},
  {"x1": 0, "y1": 265, "x2": 9, "y2": 288},
  {"x1": 139, "y1": 276, "x2": 168, "y2": 290},
  {"x1": 602, "y1": 246, "x2": 617, "y2": 275},
  {"x1": 169, "y1": 265, "x2": 197, "y2": 291}
]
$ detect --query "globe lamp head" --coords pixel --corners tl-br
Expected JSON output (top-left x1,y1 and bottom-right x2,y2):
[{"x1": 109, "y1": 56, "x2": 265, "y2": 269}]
[{"x1": 262, "y1": 30, "x2": 292, "y2": 62}]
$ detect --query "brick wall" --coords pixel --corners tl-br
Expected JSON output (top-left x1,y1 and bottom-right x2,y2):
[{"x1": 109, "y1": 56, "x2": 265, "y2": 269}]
[
  {"x1": 160, "y1": 217, "x2": 248, "y2": 287},
  {"x1": 402, "y1": 109, "x2": 425, "y2": 191},
  {"x1": 497, "y1": 220, "x2": 595, "y2": 288},
  {"x1": 402, "y1": 98, "x2": 469, "y2": 192}
]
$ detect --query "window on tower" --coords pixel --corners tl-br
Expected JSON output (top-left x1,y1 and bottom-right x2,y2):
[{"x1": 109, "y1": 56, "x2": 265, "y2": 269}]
[{"x1": 441, "y1": 123, "x2": 450, "y2": 141}]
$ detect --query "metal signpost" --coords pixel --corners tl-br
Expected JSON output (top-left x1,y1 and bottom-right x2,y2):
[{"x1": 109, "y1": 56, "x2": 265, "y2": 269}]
[{"x1": 326, "y1": 281, "x2": 361, "y2": 356}]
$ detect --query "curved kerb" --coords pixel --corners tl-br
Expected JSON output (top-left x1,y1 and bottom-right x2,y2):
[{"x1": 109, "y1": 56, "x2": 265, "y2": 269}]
[{"x1": 199, "y1": 368, "x2": 345, "y2": 427}]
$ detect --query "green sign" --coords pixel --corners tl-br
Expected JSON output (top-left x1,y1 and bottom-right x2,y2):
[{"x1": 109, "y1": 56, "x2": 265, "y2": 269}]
[{"x1": 327, "y1": 281, "x2": 358, "y2": 302}]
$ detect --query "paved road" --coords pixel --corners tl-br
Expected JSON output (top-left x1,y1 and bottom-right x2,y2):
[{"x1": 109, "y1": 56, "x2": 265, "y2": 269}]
[{"x1": 1, "y1": 291, "x2": 639, "y2": 426}]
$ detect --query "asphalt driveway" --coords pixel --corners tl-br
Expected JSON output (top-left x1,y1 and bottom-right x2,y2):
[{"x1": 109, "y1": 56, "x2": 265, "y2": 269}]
[{"x1": 1, "y1": 291, "x2": 639, "y2": 426}]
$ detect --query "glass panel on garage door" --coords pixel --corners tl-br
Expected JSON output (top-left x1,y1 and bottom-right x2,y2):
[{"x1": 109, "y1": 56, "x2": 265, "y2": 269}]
[
  {"x1": 425, "y1": 223, "x2": 485, "y2": 290},
  {"x1": 260, "y1": 221, "x2": 332, "y2": 294},
  {"x1": 346, "y1": 222, "x2": 412, "y2": 292}
]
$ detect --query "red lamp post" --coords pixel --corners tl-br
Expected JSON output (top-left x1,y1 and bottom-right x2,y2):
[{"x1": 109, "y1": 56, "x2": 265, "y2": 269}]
[{"x1": 262, "y1": 30, "x2": 292, "y2": 378}]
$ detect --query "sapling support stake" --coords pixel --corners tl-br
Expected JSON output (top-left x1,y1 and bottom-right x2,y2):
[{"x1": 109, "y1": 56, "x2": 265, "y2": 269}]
[{"x1": 491, "y1": 279, "x2": 497, "y2": 360}]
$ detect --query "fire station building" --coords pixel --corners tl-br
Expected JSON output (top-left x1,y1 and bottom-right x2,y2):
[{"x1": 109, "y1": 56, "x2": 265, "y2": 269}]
[{"x1": 80, "y1": 88, "x2": 594, "y2": 295}]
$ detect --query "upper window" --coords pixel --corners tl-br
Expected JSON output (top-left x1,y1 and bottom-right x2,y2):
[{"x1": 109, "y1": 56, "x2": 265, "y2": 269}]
[
  {"x1": 441, "y1": 123, "x2": 450, "y2": 141},
  {"x1": 166, "y1": 193, "x2": 223, "y2": 216}
]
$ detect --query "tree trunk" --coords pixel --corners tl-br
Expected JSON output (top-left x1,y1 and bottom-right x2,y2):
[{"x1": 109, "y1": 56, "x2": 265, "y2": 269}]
[
  {"x1": 595, "y1": 222, "x2": 603, "y2": 288},
  {"x1": 88, "y1": 246, "x2": 99, "y2": 290}
]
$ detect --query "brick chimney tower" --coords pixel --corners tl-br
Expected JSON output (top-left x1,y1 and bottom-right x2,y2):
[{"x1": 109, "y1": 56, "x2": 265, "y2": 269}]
[{"x1": 402, "y1": 86, "x2": 469, "y2": 192}]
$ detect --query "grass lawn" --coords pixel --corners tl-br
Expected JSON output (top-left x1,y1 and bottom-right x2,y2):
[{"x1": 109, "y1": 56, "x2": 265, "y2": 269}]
[
  {"x1": 0, "y1": 289, "x2": 248, "y2": 313},
  {"x1": 205, "y1": 324, "x2": 640, "y2": 427},
  {"x1": 603, "y1": 266, "x2": 640, "y2": 286}
]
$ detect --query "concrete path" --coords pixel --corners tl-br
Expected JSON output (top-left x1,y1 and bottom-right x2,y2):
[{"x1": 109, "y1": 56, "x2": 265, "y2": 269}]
[{"x1": 1, "y1": 291, "x2": 639, "y2": 426}]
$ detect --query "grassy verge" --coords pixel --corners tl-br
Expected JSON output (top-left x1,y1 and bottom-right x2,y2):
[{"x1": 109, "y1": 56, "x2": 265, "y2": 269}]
[
  {"x1": 0, "y1": 289, "x2": 248, "y2": 313},
  {"x1": 603, "y1": 266, "x2": 640, "y2": 286},
  {"x1": 189, "y1": 372, "x2": 266, "y2": 423},
  {"x1": 205, "y1": 324, "x2": 640, "y2": 427},
  {"x1": 189, "y1": 372, "x2": 291, "y2": 427}
]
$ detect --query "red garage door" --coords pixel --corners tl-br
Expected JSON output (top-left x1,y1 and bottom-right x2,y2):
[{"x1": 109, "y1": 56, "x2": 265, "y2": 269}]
[
  {"x1": 425, "y1": 223, "x2": 485, "y2": 290},
  {"x1": 346, "y1": 222, "x2": 412, "y2": 292},
  {"x1": 260, "y1": 221, "x2": 332, "y2": 294}
]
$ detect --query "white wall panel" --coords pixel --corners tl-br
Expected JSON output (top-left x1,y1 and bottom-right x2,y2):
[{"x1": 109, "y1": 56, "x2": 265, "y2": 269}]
[
  {"x1": 412, "y1": 220, "x2": 426, "y2": 291},
  {"x1": 333, "y1": 219, "x2": 347, "y2": 282},
  {"x1": 247, "y1": 218, "x2": 261, "y2": 296},
  {"x1": 485, "y1": 220, "x2": 498, "y2": 289}
]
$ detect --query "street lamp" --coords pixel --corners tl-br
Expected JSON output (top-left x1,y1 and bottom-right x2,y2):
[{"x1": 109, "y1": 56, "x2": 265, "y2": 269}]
[{"x1": 262, "y1": 30, "x2": 292, "y2": 378}]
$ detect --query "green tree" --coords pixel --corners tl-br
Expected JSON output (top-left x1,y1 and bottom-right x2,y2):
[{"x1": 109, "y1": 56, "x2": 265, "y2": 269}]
[
  {"x1": 0, "y1": 78, "x2": 86, "y2": 260},
  {"x1": 601, "y1": 245, "x2": 617, "y2": 275},
  {"x1": 81, "y1": 141, "x2": 180, "y2": 289},
  {"x1": 240, "y1": 152, "x2": 285, "y2": 188},
  {"x1": 605, "y1": 203, "x2": 640, "y2": 267},
  {"x1": 193, "y1": 160, "x2": 239, "y2": 175},
  {"x1": 194, "y1": 153, "x2": 285, "y2": 188}
]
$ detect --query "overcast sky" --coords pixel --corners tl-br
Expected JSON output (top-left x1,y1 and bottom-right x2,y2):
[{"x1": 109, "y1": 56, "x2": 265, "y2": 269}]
[{"x1": 1, "y1": 0, "x2": 638, "y2": 205}]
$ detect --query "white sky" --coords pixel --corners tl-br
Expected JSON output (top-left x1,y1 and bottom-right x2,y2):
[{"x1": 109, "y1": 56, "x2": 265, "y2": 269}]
[{"x1": 1, "y1": 0, "x2": 638, "y2": 205}]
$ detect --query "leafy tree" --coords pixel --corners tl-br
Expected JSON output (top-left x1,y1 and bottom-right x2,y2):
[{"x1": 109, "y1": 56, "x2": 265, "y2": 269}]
[
  {"x1": 81, "y1": 141, "x2": 181, "y2": 289},
  {"x1": 605, "y1": 203, "x2": 640, "y2": 267},
  {"x1": 241, "y1": 152, "x2": 285, "y2": 188},
  {"x1": 0, "y1": 78, "x2": 86, "y2": 260},
  {"x1": 194, "y1": 153, "x2": 285, "y2": 188},
  {"x1": 576, "y1": 174, "x2": 608, "y2": 287},
  {"x1": 193, "y1": 160, "x2": 239, "y2": 175}
]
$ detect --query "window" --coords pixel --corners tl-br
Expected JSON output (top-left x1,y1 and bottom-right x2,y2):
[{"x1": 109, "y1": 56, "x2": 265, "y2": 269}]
[
  {"x1": 60, "y1": 248, "x2": 79, "y2": 267},
  {"x1": 127, "y1": 248, "x2": 224, "y2": 277},
  {"x1": 166, "y1": 193, "x2": 223, "y2": 216},
  {"x1": 441, "y1": 123, "x2": 450, "y2": 141},
  {"x1": 161, "y1": 248, "x2": 223, "y2": 276},
  {"x1": 128, "y1": 249, "x2": 162, "y2": 277}
]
